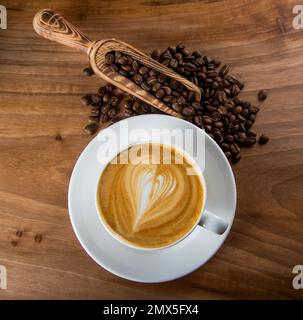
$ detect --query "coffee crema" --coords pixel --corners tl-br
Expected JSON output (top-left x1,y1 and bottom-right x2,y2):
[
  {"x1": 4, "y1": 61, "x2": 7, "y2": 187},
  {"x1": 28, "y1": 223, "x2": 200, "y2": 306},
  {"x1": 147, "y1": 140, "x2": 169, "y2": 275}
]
[{"x1": 97, "y1": 143, "x2": 203, "y2": 248}]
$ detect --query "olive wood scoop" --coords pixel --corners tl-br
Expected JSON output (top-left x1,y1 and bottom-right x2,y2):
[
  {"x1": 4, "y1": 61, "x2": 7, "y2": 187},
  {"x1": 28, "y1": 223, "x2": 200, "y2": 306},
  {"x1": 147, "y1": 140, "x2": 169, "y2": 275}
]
[{"x1": 33, "y1": 9, "x2": 201, "y2": 117}]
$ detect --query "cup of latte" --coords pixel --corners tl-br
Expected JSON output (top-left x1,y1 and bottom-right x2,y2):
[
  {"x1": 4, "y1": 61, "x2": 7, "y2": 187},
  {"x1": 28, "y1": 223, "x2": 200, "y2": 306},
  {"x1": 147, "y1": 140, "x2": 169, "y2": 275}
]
[{"x1": 95, "y1": 142, "x2": 228, "y2": 250}]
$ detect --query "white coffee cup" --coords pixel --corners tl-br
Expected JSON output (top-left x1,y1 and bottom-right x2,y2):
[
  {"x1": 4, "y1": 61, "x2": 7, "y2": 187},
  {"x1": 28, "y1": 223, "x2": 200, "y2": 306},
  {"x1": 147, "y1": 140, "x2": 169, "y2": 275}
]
[{"x1": 95, "y1": 143, "x2": 229, "y2": 251}]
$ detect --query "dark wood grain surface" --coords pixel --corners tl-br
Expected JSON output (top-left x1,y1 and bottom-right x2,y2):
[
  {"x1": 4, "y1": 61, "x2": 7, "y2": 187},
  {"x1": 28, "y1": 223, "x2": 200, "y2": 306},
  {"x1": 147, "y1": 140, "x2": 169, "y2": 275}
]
[{"x1": 0, "y1": 0, "x2": 303, "y2": 299}]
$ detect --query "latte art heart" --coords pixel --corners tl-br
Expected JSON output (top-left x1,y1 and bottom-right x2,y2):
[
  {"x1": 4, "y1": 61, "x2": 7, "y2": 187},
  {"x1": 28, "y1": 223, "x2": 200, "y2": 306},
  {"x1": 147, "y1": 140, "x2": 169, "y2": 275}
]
[{"x1": 97, "y1": 143, "x2": 203, "y2": 248}]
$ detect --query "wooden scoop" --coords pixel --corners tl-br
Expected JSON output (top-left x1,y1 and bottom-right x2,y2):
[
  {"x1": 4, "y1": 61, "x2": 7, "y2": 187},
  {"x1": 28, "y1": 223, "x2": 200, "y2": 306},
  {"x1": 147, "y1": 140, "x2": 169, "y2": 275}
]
[{"x1": 33, "y1": 9, "x2": 201, "y2": 117}]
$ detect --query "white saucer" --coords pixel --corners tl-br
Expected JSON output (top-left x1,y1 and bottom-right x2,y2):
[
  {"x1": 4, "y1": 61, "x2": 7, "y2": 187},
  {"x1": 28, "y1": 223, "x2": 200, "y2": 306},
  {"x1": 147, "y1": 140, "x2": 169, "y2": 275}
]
[{"x1": 68, "y1": 114, "x2": 237, "y2": 283}]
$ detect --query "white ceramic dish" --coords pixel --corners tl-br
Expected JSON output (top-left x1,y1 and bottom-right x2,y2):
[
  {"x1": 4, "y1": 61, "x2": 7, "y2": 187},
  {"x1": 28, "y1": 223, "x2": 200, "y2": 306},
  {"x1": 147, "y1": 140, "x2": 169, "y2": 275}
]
[{"x1": 68, "y1": 114, "x2": 237, "y2": 283}]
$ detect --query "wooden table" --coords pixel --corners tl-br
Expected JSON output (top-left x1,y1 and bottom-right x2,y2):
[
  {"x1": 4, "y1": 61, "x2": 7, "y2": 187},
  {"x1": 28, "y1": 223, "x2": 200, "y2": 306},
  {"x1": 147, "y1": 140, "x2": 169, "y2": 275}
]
[{"x1": 0, "y1": 0, "x2": 302, "y2": 300}]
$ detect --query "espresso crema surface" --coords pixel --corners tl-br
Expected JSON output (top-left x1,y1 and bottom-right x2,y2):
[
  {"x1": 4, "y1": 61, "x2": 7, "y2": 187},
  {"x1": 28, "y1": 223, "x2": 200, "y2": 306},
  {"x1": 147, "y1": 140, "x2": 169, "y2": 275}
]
[{"x1": 97, "y1": 143, "x2": 203, "y2": 248}]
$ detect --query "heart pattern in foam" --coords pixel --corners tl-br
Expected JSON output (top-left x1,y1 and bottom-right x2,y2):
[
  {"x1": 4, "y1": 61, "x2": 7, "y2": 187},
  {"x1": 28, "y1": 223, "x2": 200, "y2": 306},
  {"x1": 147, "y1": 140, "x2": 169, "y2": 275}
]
[{"x1": 128, "y1": 165, "x2": 179, "y2": 232}]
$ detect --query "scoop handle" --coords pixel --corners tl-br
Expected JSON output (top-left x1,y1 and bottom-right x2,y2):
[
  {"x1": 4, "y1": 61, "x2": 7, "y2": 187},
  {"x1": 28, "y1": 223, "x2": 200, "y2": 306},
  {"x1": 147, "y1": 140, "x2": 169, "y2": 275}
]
[{"x1": 33, "y1": 9, "x2": 93, "y2": 55}]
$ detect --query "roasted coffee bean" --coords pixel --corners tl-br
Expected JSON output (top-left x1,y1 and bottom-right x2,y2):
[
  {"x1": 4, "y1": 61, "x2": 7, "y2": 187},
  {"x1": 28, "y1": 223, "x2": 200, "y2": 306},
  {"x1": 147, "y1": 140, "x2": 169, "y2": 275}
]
[
  {"x1": 124, "y1": 99, "x2": 132, "y2": 109},
  {"x1": 214, "y1": 121, "x2": 223, "y2": 129},
  {"x1": 163, "y1": 95, "x2": 171, "y2": 103},
  {"x1": 91, "y1": 94, "x2": 101, "y2": 104},
  {"x1": 108, "y1": 108, "x2": 117, "y2": 119},
  {"x1": 231, "y1": 84, "x2": 240, "y2": 96},
  {"x1": 131, "y1": 60, "x2": 139, "y2": 71},
  {"x1": 232, "y1": 153, "x2": 241, "y2": 163},
  {"x1": 134, "y1": 74, "x2": 143, "y2": 84},
  {"x1": 141, "y1": 82, "x2": 151, "y2": 91},
  {"x1": 244, "y1": 137, "x2": 256, "y2": 147},
  {"x1": 232, "y1": 124, "x2": 240, "y2": 133},
  {"x1": 194, "y1": 115, "x2": 203, "y2": 127},
  {"x1": 205, "y1": 125, "x2": 212, "y2": 133},
  {"x1": 124, "y1": 109, "x2": 134, "y2": 117},
  {"x1": 162, "y1": 86, "x2": 172, "y2": 95},
  {"x1": 98, "y1": 86, "x2": 106, "y2": 96},
  {"x1": 229, "y1": 114, "x2": 236, "y2": 122},
  {"x1": 119, "y1": 69, "x2": 130, "y2": 77},
  {"x1": 88, "y1": 115, "x2": 100, "y2": 123},
  {"x1": 121, "y1": 64, "x2": 132, "y2": 72},
  {"x1": 81, "y1": 95, "x2": 91, "y2": 106},
  {"x1": 202, "y1": 116, "x2": 213, "y2": 125},
  {"x1": 221, "y1": 143, "x2": 230, "y2": 151},
  {"x1": 223, "y1": 88, "x2": 231, "y2": 96},
  {"x1": 177, "y1": 96, "x2": 186, "y2": 105},
  {"x1": 174, "y1": 53, "x2": 183, "y2": 61},
  {"x1": 182, "y1": 106, "x2": 195, "y2": 116},
  {"x1": 152, "y1": 83, "x2": 162, "y2": 93},
  {"x1": 224, "y1": 135, "x2": 234, "y2": 144},
  {"x1": 156, "y1": 89, "x2": 165, "y2": 99},
  {"x1": 249, "y1": 114, "x2": 256, "y2": 122},
  {"x1": 105, "y1": 53, "x2": 115, "y2": 65},
  {"x1": 234, "y1": 106, "x2": 243, "y2": 114},
  {"x1": 249, "y1": 106, "x2": 260, "y2": 114},
  {"x1": 206, "y1": 105, "x2": 217, "y2": 112},
  {"x1": 245, "y1": 120, "x2": 253, "y2": 129},
  {"x1": 85, "y1": 123, "x2": 98, "y2": 135},
  {"x1": 147, "y1": 76, "x2": 157, "y2": 86},
  {"x1": 158, "y1": 73, "x2": 167, "y2": 83},
  {"x1": 230, "y1": 143, "x2": 240, "y2": 154},
  {"x1": 219, "y1": 64, "x2": 230, "y2": 76},
  {"x1": 242, "y1": 108, "x2": 250, "y2": 117},
  {"x1": 192, "y1": 102, "x2": 203, "y2": 110},
  {"x1": 239, "y1": 122, "x2": 246, "y2": 132},
  {"x1": 90, "y1": 108, "x2": 100, "y2": 116},
  {"x1": 141, "y1": 103, "x2": 151, "y2": 113},
  {"x1": 100, "y1": 113, "x2": 109, "y2": 123},
  {"x1": 83, "y1": 67, "x2": 94, "y2": 76},
  {"x1": 259, "y1": 134, "x2": 269, "y2": 144},
  {"x1": 149, "y1": 69, "x2": 158, "y2": 77},
  {"x1": 238, "y1": 132, "x2": 247, "y2": 140},
  {"x1": 114, "y1": 51, "x2": 122, "y2": 59},
  {"x1": 218, "y1": 106, "x2": 227, "y2": 115},
  {"x1": 177, "y1": 43, "x2": 186, "y2": 51},
  {"x1": 117, "y1": 55, "x2": 128, "y2": 65},
  {"x1": 182, "y1": 48, "x2": 190, "y2": 57},
  {"x1": 170, "y1": 79, "x2": 179, "y2": 89},
  {"x1": 103, "y1": 93, "x2": 111, "y2": 103},
  {"x1": 110, "y1": 96, "x2": 120, "y2": 107},
  {"x1": 217, "y1": 91, "x2": 227, "y2": 104},
  {"x1": 163, "y1": 50, "x2": 172, "y2": 59},
  {"x1": 227, "y1": 75, "x2": 244, "y2": 89},
  {"x1": 246, "y1": 129, "x2": 257, "y2": 137},
  {"x1": 171, "y1": 102, "x2": 182, "y2": 113},
  {"x1": 225, "y1": 151, "x2": 232, "y2": 159},
  {"x1": 101, "y1": 104, "x2": 112, "y2": 114},
  {"x1": 258, "y1": 89, "x2": 268, "y2": 101},
  {"x1": 170, "y1": 58, "x2": 178, "y2": 68},
  {"x1": 139, "y1": 66, "x2": 149, "y2": 75},
  {"x1": 151, "y1": 49, "x2": 162, "y2": 60},
  {"x1": 213, "y1": 131, "x2": 223, "y2": 142},
  {"x1": 110, "y1": 64, "x2": 119, "y2": 72},
  {"x1": 132, "y1": 101, "x2": 141, "y2": 111}
]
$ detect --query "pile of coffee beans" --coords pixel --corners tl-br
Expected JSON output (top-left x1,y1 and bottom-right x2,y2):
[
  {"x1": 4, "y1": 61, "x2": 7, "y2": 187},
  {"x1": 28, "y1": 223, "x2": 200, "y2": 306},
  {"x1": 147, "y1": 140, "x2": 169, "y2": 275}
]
[
  {"x1": 81, "y1": 44, "x2": 269, "y2": 163},
  {"x1": 81, "y1": 83, "x2": 122, "y2": 134},
  {"x1": 123, "y1": 96, "x2": 161, "y2": 117},
  {"x1": 105, "y1": 50, "x2": 200, "y2": 117}
]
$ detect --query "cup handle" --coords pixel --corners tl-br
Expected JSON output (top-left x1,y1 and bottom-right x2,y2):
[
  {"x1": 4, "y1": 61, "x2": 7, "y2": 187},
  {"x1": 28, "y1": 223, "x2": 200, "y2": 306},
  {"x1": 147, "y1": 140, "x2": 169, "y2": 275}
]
[{"x1": 198, "y1": 210, "x2": 229, "y2": 235}]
